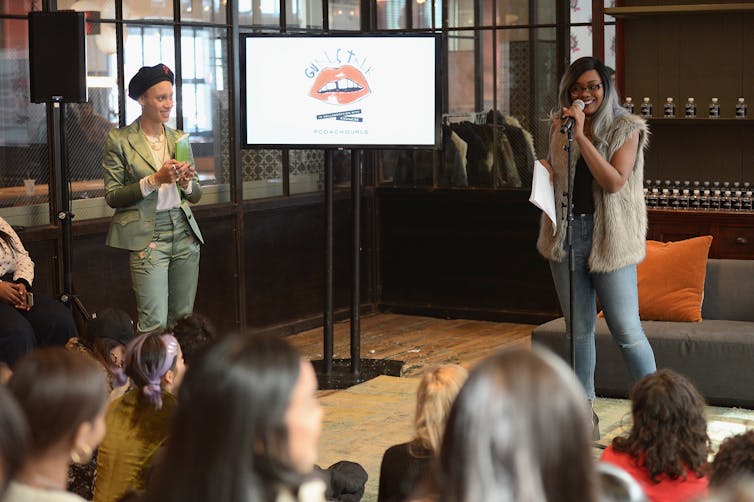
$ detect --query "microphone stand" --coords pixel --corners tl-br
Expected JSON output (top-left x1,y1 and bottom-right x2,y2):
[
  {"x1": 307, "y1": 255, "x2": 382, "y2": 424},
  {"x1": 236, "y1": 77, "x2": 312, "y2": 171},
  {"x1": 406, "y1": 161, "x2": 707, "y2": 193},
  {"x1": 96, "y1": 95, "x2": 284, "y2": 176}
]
[
  {"x1": 563, "y1": 119, "x2": 600, "y2": 443},
  {"x1": 563, "y1": 125, "x2": 576, "y2": 372}
]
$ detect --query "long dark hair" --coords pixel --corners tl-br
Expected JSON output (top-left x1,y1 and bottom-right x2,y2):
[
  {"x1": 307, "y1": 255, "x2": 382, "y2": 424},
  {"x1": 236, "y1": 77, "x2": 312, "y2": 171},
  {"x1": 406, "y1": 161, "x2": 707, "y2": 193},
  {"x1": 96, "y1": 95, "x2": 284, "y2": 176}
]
[
  {"x1": 438, "y1": 347, "x2": 597, "y2": 502},
  {"x1": 145, "y1": 333, "x2": 305, "y2": 502},
  {"x1": 612, "y1": 369, "x2": 710, "y2": 483},
  {"x1": 7, "y1": 348, "x2": 108, "y2": 457}
]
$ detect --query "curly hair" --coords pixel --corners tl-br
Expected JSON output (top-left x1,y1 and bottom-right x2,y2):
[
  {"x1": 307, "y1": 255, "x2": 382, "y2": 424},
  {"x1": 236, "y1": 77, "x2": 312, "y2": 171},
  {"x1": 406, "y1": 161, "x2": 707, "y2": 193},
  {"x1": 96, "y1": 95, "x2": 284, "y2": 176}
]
[
  {"x1": 710, "y1": 430, "x2": 754, "y2": 488},
  {"x1": 612, "y1": 369, "x2": 710, "y2": 483}
]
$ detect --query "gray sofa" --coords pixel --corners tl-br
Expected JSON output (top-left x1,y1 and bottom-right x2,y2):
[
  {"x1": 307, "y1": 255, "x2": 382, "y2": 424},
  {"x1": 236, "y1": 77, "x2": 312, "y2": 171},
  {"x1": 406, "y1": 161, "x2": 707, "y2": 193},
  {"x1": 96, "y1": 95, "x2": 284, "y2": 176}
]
[{"x1": 532, "y1": 259, "x2": 754, "y2": 408}]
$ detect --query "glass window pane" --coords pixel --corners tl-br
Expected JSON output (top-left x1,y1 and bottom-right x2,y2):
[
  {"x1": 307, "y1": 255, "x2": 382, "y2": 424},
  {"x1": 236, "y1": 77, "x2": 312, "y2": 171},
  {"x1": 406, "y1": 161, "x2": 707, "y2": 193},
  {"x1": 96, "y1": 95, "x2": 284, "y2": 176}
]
[
  {"x1": 0, "y1": 1, "x2": 40, "y2": 14},
  {"x1": 287, "y1": 0, "x2": 323, "y2": 30},
  {"x1": 535, "y1": 0, "x2": 555, "y2": 24},
  {"x1": 494, "y1": 27, "x2": 556, "y2": 189},
  {"x1": 446, "y1": 0, "x2": 474, "y2": 28},
  {"x1": 180, "y1": 0, "x2": 226, "y2": 23},
  {"x1": 243, "y1": 150, "x2": 283, "y2": 199},
  {"x1": 570, "y1": 0, "x2": 591, "y2": 24},
  {"x1": 64, "y1": 20, "x2": 118, "y2": 215},
  {"x1": 492, "y1": 0, "x2": 529, "y2": 26},
  {"x1": 238, "y1": 0, "x2": 280, "y2": 27},
  {"x1": 570, "y1": 25, "x2": 592, "y2": 62},
  {"x1": 447, "y1": 30, "x2": 475, "y2": 113},
  {"x1": 56, "y1": 0, "x2": 115, "y2": 16},
  {"x1": 376, "y1": 0, "x2": 407, "y2": 30},
  {"x1": 605, "y1": 22, "x2": 616, "y2": 70},
  {"x1": 123, "y1": 25, "x2": 176, "y2": 126},
  {"x1": 330, "y1": 0, "x2": 360, "y2": 31},
  {"x1": 376, "y1": 149, "x2": 435, "y2": 186},
  {"x1": 181, "y1": 26, "x2": 230, "y2": 204},
  {"x1": 412, "y1": 0, "x2": 435, "y2": 29},
  {"x1": 123, "y1": 0, "x2": 174, "y2": 21},
  {"x1": 0, "y1": 18, "x2": 49, "y2": 224},
  {"x1": 605, "y1": 0, "x2": 616, "y2": 23},
  {"x1": 290, "y1": 149, "x2": 323, "y2": 194}
]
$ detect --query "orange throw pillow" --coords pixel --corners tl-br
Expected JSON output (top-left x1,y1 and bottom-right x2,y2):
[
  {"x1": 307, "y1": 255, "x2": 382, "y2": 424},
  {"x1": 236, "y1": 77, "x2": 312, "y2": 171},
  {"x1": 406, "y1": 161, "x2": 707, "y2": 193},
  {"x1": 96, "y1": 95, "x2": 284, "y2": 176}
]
[{"x1": 637, "y1": 236, "x2": 713, "y2": 322}]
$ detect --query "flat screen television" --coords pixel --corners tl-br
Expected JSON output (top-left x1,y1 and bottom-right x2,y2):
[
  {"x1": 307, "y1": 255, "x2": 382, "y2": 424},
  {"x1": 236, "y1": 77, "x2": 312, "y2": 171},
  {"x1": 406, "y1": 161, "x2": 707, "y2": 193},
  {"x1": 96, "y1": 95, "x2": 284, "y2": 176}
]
[{"x1": 240, "y1": 33, "x2": 442, "y2": 149}]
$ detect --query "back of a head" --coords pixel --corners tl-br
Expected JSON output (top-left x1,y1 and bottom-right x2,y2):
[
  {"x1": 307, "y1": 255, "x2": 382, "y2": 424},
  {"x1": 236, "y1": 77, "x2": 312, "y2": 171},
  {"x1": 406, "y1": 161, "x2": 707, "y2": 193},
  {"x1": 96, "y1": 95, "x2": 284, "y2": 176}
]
[
  {"x1": 597, "y1": 461, "x2": 648, "y2": 502},
  {"x1": 438, "y1": 347, "x2": 596, "y2": 502},
  {"x1": 7, "y1": 348, "x2": 108, "y2": 458},
  {"x1": 123, "y1": 331, "x2": 180, "y2": 409},
  {"x1": 613, "y1": 369, "x2": 709, "y2": 482},
  {"x1": 86, "y1": 308, "x2": 135, "y2": 347},
  {"x1": 0, "y1": 385, "x2": 29, "y2": 496},
  {"x1": 711, "y1": 431, "x2": 754, "y2": 488},
  {"x1": 171, "y1": 313, "x2": 215, "y2": 366},
  {"x1": 413, "y1": 364, "x2": 468, "y2": 455},
  {"x1": 146, "y1": 332, "x2": 304, "y2": 502}
]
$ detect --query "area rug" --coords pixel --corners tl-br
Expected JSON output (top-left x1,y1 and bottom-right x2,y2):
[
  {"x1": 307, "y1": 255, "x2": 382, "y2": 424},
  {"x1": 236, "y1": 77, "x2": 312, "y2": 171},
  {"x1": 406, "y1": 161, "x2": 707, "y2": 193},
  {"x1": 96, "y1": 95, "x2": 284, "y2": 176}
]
[{"x1": 319, "y1": 376, "x2": 754, "y2": 502}]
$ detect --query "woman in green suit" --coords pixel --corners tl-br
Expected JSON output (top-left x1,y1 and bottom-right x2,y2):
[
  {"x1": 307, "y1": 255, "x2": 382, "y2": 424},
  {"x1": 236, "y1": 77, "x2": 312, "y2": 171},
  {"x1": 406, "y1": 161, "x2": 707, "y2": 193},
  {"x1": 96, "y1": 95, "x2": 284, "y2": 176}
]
[{"x1": 103, "y1": 64, "x2": 203, "y2": 334}]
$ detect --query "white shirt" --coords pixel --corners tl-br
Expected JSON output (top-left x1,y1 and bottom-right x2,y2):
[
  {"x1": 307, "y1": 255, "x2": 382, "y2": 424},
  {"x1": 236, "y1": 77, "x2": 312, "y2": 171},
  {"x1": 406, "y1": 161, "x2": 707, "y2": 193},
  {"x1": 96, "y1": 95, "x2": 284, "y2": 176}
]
[
  {"x1": 0, "y1": 217, "x2": 34, "y2": 286},
  {"x1": 137, "y1": 134, "x2": 193, "y2": 211}
]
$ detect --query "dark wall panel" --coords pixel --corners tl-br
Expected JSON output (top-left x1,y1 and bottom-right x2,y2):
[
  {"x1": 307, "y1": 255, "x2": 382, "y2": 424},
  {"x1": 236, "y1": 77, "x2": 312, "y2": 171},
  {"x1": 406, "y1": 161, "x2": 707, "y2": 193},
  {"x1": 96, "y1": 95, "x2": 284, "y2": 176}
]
[
  {"x1": 378, "y1": 188, "x2": 560, "y2": 323},
  {"x1": 244, "y1": 197, "x2": 362, "y2": 329}
]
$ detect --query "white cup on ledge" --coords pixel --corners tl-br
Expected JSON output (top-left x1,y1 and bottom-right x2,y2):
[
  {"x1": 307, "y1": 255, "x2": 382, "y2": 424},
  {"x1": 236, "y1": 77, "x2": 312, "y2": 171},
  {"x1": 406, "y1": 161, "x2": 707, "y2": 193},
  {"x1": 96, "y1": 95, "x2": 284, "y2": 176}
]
[{"x1": 23, "y1": 179, "x2": 36, "y2": 196}]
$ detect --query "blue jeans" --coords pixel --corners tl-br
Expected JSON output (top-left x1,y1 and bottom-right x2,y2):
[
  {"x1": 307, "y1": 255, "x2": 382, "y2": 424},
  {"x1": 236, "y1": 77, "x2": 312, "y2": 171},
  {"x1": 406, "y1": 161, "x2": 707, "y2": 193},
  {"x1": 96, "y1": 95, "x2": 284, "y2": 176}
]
[{"x1": 549, "y1": 214, "x2": 656, "y2": 401}]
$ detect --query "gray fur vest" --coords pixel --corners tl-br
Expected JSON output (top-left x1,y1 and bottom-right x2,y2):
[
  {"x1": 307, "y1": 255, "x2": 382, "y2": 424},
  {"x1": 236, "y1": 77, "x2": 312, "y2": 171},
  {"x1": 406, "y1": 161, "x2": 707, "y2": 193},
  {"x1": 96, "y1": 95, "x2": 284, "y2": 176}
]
[{"x1": 536, "y1": 113, "x2": 649, "y2": 273}]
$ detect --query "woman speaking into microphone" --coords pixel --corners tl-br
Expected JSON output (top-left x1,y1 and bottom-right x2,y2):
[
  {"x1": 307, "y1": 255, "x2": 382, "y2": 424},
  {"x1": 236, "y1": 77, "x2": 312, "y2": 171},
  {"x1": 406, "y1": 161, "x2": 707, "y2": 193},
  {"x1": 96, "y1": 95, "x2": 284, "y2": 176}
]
[
  {"x1": 102, "y1": 64, "x2": 203, "y2": 334},
  {"x1": 537, "y1": 57, "x2": 656, "y2": 436}
]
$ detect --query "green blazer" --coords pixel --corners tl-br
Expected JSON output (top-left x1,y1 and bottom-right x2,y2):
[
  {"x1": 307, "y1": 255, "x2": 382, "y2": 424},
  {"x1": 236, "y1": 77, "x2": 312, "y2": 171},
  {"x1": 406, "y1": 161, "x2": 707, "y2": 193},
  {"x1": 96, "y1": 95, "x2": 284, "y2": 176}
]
[{"x1": 103, "y1": 119, "x2": 203, "y2": 251}]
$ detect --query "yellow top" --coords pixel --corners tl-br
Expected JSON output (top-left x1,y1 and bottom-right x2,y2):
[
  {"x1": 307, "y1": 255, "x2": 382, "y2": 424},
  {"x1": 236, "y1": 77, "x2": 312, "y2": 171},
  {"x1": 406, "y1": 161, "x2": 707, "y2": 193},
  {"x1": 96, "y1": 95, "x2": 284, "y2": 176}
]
[{"x1": 93, "y1": 389, "x2": 177, "y2": 502}]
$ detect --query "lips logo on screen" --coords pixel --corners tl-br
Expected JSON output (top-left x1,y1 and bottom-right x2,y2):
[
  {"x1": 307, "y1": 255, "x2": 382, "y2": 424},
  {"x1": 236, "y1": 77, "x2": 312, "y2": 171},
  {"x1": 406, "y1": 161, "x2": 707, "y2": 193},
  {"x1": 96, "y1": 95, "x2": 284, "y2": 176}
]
[{"x1": 309, "y1": 65, "x2": 371, "y2": 105}]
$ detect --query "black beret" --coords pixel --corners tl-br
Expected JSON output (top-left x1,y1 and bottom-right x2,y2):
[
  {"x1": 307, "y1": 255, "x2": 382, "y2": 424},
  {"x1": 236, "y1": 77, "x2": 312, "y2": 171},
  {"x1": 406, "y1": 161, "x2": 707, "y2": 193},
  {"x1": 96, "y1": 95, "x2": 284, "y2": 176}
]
[{"x1": 128, "y1": 63, "x2": 174, "y2": 100}]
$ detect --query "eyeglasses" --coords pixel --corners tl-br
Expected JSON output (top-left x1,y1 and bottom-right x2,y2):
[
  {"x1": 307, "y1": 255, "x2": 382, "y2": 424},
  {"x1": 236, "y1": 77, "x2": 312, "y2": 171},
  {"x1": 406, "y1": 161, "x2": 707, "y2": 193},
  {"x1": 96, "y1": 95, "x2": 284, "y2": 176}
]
[{"x1": 570, "y1": 82, "x2": 603, "y2": 95}]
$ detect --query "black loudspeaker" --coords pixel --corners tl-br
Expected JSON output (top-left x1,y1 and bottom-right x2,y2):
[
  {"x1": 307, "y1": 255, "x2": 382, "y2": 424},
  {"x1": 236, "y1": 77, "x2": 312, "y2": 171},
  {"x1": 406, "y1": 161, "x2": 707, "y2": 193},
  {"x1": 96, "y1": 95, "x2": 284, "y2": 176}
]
[{"x1": 28, "y1": 10, "x2": 87, "y2": 103}]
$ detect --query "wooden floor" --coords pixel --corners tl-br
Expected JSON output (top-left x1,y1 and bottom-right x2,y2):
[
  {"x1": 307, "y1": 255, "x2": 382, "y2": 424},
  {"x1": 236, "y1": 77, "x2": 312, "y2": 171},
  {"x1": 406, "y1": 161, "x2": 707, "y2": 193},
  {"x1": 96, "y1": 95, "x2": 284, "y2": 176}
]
[{"x1": 287, "y1": 313, "x2": 536, "y2": 385}]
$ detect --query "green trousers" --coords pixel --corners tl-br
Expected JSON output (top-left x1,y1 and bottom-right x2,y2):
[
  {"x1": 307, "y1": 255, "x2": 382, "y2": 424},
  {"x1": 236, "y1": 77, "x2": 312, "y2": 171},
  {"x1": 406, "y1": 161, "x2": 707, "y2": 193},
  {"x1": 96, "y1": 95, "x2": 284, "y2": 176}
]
[{"x1": 129, "y1": 208, "x2": 200, "y2": 333}]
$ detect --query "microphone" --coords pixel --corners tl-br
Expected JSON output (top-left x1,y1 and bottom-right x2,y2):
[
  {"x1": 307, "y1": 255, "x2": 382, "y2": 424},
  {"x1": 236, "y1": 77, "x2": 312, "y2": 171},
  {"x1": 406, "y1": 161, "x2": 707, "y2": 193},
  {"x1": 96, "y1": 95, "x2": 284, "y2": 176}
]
[{"x1": 560, "y1": 99, "x2": 585, "y2": 134}]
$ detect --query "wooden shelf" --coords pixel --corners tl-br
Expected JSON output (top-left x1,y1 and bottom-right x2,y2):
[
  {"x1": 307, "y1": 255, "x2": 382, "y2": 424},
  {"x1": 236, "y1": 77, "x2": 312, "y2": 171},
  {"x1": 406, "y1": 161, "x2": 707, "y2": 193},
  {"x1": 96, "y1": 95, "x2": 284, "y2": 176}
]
[
  {"x1": 646, "y1": 117, "x2": 754, "y2": 125},
  {"x1": 605, "y1": 3, "x2": 754, "y2": 18}
]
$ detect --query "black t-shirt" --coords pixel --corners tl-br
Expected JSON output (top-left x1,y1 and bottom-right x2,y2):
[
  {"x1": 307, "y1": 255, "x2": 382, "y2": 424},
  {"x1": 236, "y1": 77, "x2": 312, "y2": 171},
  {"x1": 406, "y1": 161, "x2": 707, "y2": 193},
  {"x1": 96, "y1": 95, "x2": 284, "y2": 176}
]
[{"x1": 573, "y1": 155, "x2": 595, "y2": 214}]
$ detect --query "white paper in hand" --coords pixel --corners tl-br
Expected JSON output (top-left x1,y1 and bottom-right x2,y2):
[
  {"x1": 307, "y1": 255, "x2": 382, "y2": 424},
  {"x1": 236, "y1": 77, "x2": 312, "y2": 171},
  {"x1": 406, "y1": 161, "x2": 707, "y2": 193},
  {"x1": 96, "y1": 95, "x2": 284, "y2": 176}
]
[{"x1": 529, "y1": 160, "x2": 557, "y2": 236}]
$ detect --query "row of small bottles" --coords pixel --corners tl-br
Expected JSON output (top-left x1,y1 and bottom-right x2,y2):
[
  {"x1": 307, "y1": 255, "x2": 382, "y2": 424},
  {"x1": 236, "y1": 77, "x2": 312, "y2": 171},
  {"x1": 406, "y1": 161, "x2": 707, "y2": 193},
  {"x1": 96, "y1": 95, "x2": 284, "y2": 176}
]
[
  {"x1": 624, "y1": 97, "x2": 748, "y2": 118},
  {"x1": 645, "y1": 180, "x2": 754, "y2": 211}
]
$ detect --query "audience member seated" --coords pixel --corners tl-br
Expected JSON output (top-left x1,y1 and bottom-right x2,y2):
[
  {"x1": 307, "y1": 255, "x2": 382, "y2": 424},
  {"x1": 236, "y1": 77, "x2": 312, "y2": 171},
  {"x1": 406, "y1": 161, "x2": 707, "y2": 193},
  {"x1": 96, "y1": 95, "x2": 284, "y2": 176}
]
[
  {"x1": 171, "y1": 313, "x2": 215, "y2": 366},
  {"x1": 602, "y1": 369, "x2": 710, "y2": 502},
  {"x1": 597, "y1": 461, "x2": 649, "y2": 502},
  {"x1": 93, "y1": 332, "x2": 185, "y2": 502},
  {"x1": 378, "y1": 364, "x2": 467, "y2": 502},
  {"x1": 4, "y1": 348, "x2": 109, "y2": 502},
  {"x1": 65, "y1": 310, "x2": 134, "y2": 502},
  {"x1": 436, "y1": 347, "x2": 598, "y2": 502},
  {"x1": 0, "y1": 217, "x2": 77, "y2": 368},
  {"x1": 66, "y1": 307, "x2": 135, "y2": 398},
  {"x1": 144, "y1": 333, "x2": 326, "y2": 502},
  {"x1": 710, "y1": 431, "x2": 754, "y2": 489},
  {"x1": 0, "y1": 385, "x2": 29, "y2": 498}
]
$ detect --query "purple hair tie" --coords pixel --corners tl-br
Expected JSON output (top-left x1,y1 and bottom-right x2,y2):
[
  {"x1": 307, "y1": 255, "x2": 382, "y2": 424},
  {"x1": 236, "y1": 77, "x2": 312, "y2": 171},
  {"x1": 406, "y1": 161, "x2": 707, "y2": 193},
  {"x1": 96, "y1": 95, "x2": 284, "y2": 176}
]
[
  {"x1": 112, "y1": 367, "x2": 128, "y2": 388},
  {"x1": 124, "y1": 333, "x2": 180, "y2": 409}
]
